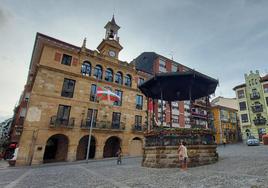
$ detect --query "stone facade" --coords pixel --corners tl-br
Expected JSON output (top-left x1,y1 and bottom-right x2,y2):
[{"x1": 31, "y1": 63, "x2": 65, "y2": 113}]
[
  {"x1": 142, "y1": 145, "x2": 218, "y2": 168},
  {"x1": 16, "y1": 17, "x2": 149, "y2": 166}
]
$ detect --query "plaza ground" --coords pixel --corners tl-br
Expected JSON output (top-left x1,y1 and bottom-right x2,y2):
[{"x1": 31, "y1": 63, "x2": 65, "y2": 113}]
[{"x1": 0, "y1": 143, "x2": 268, "y2": 188}]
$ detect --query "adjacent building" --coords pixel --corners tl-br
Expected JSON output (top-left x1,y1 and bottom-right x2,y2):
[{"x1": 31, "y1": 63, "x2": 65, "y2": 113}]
[
  {"x1": 211, "y1": 97, "x2": 240, "y2": 144},
  {"x1": 233, "y1": 71, "x2": 268, "y2": 141},
  {"x1": 15, "y1": 16, "x2": 149, "y2": 165},
  {"x1": 132, "y1": 52, "x2": 210, "y2": 129}
]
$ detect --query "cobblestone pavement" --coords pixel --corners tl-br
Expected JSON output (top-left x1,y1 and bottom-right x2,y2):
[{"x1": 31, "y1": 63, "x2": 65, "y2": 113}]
[{"x1": 0, "y1": 143, "x2": 268, "y2": 188}]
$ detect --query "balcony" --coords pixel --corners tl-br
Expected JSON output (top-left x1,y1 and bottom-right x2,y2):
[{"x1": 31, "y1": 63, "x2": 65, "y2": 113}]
[
  {"x1": 250, "y1": 93, "x2": 260, "y2": 100},
  {"x1": 50, "y1": 116, "x2": 74, "y2": 128},
  {"x1": 136, "y1": 104, "x2": 143, "y2": 110},
  {"x1": 253, "y1": 117, "x2": 267, "y2": 126},
  {"x1": 192, "y1": 111, "x2": 207, "y2": 119},
  {"x1": 251, "y1": 105, "x2": 263, "y2": 113},
  {"x1": 81, "y1": 119, "x2": 96, "y2": 129},
  {"x1": 84, "y1": 121, "x2": 125, "y2": 131},
  {"x1": 132, "y1": 124, "x2": 143, "y2": 132}
]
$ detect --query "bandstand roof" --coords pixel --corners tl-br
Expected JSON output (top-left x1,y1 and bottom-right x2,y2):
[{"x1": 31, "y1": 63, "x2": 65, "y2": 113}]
[{"x1": 138, "y1": 71, "x2": 218, "y2": 101}]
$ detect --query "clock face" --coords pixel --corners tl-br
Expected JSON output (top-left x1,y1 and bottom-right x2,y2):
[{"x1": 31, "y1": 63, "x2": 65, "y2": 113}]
[{"x1": 108, "y1": 50, "x2": 116, "y2": 57}]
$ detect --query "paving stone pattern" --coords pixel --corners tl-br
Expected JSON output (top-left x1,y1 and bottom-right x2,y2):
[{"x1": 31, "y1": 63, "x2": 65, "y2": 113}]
[{"x1": 0, "y1": 143, "x2": 268, "y2": 188}]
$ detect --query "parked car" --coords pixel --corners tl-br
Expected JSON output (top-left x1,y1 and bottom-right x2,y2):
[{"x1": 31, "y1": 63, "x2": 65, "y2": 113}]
[{"x1": 247, "y1": 136, "x2": 260, "y2": 146}]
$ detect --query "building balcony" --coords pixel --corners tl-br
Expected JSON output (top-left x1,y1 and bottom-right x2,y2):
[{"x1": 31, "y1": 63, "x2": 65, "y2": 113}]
[
  {"x1": 84, "y1": 121, "x2": 125, "y2": 131},
  {"x1": 80, "y1": 119, "x2": 96, "y2": 129},
  {"x1": 253, "y1": 117, "x2": 267, "y2": 126},
  {"x1": 194, "y1": 100, "x2": 207, "y2": 107},
  {"x1": 251, "y1": 105, "x2": 263, "y2": 113},
  {"x1": 50, "y1": 116, "x2": 74, "y2": 128},
  {"x1": 136, "y1": 104, "x2": 143, "y2": 110},
  {"x1": 250, "y1": 93, "x2": 260, "y2": 100},
  {"x1": 192, "y1": 112, "x2": 207, "y2": 119},
  {"x1": 132, "y1": 124, "x2": 143, "y2": 132}
]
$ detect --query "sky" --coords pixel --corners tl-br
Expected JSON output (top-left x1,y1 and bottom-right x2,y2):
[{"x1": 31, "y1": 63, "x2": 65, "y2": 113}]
[{"x1": 0, "y1": 0, "x2": 268, "y2": 121}]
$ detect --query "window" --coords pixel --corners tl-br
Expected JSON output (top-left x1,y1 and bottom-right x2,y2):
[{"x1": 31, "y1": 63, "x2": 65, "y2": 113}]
[
  {"x1": 61, "y1": 54, "x2": 72, "y2": 66},
  {"x1": 237, "y1": 90, "x2": 245, "y2": 99},
  {"x1": 105, "y1": 68, "x2": 113, "y2": 82},
  {"x1": 136, "y1": 95, "x2": 143, "y2": 110},
  {"x1": 115, "y1": 72, "x2": 123, "y2": 85},
  {"x1": 19, "y1": 108, "x2": 26, "y2": 117},
  {"x1": 112, "y1": 112, "x2": 121, "y2": 129},
  {"x1": 86, "y1": 109, "x2": 98, "y2": 127},
  {"x1": 241, "y1": 114, "x2": 248, "y2": 123},
  {"x1": 159, "y1": 59, "x2": 166, "y2": 68},
  {"x1": 94, "y1": 65, "x2": 102, "y2": 79},
  {"x1": 24, "y1": 92, "x2": 30, "y2": 102},
  {"x1": 57, "y1": 105, "x2": 71, "y2": 123},
  {"x1": 81, "y1": 61, "x2": 91, "y2": 76},
  {"x1": 171, "y1": 64, "x2": 177, "y2": 72},
  {"x1": 263, "y1": 84, "x2": 268, "y2": 93},
  {"x1": 125, "y1": 74, "x2": 132, "y2": 87},
  {"x1": 61, "y1": 78, "x2": 75, "y2": 98},
  {"x1": 138, "y1": 77, "x2": 144, "y2": 86},
  {"x1": 114, "y1": 90, "x2": 123, "y2": 106},
  {"x1": 135, "y1": 115, "x2": 142, "y2": 126},
  {"x1": 239, "y1": 102, "x2": 247, "y2": 111},
  {"x1": 90, "y1": 84, "x2": 97, "y2": 102},
  {"x1": 172, "y1": 115, "x2": 179, "y2": 123}
]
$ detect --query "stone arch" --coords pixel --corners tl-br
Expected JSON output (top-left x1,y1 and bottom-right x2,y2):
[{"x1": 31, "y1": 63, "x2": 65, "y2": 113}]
[
  {"x1": 94, "y1": 64, "x2": 103, "y2": 79},
  {"x1": 105, "y1": 68, "x2": 114, "y2": 82},
  {"x1": 76, "y1": 135, "x2": 96, "y2": 160},
  {"x1": 129, "y1": 137, "x2": 143, "y2": 156},
  {"x1": 81, "y1": 61, "x2": 91, "y2": 76},
  {"x1": 115, "y1": 71, "x2": 123, "y2": 85},
  {"x1": 124, "y1": 74, "x2": 132, "y2": 87},
  {"x1": 43, "y1": 134, "x2": 69, "y2": 163},
  {"x1": 103, "y1": 136, "x2": 121, "y2": 158}
]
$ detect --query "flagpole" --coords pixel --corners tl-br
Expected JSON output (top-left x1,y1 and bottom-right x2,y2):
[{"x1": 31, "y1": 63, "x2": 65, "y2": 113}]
[
  {"x1": 86, "y1": 67, "x2": 99, "y2": 163},
  {"x1": 86, "y1": 108, "x2": 95, "y2": 163}
]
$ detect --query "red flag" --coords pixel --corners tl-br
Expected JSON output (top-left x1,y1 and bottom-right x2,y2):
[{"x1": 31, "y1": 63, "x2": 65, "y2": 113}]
[
  {"x1": 148, "y1": 98, "x2": 153, "y2": 112},
  {"x1": 96, "y1": 86, "x2": 120, "y2": 102}
]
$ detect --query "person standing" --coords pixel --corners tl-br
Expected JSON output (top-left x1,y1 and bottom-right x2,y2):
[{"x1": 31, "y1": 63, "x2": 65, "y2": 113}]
[
  {"x1": 116, "y1": 147, "x2": 122, "y2": 165},
  {"x1": 223, "y1": 137, "x2": 226, "y2": 147},
  {"x1": 178, "y1": 142, "x2": 188, "y2": 171}
]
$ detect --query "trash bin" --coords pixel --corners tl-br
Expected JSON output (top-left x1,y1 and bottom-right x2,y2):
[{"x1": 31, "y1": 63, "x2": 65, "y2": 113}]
[{"x1": 262, "y1": 134, "x2": 268, "y2": 145}]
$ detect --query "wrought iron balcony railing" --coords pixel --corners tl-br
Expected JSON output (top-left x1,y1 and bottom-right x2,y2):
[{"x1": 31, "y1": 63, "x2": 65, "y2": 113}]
[
  {"x1": 50, "y1": 116, "x2": 74, "y2": 128},
  {"x1": 250, "y1": 93, "x2": 260, "y2": 100},
  {"x1": 132, "y1": 125, "x2": 143, "y2": 132},
  {"x1": 85, "y1": 121, "x2": 125, "y2": 130},
  {"x1": 81, "y1": 119, "x2": 96, "y2": 129},
  {"x1": 253, "y1": 117, "x2": 267, "y2": 125},
  {"x1": 251, "y1": 105, "x2": 263, "y2": 113}
]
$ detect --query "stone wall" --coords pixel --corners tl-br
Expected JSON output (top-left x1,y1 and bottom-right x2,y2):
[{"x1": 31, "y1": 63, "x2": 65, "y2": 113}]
[{"x1": 142, "y1": 145, "x2": 218, "y2": 168}]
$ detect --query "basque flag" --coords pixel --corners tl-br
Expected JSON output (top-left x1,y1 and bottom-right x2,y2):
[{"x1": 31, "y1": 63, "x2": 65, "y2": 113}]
[{"x1": 96, "y1": 86, "x2": 120, "y2": 102}]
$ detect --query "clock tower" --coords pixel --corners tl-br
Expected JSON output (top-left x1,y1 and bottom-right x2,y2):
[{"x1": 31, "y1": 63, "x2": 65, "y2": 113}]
[{"x1": 97, "y1": 15, "x2": 123, "y2": 59}]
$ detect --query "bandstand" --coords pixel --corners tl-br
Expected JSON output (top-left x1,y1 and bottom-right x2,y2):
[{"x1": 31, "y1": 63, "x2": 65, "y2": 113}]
[{"x1": 139, "y1": 70, "x2": 219, "y2": 168}]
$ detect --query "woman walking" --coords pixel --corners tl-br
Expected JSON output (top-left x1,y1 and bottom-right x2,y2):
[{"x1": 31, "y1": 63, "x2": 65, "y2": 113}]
[
  {"x1": 116, "y1": 147, "x2": 122, "y2": 165},
  {"x1": 178, "y1": 142, "x2": 188, "y2": 171}
]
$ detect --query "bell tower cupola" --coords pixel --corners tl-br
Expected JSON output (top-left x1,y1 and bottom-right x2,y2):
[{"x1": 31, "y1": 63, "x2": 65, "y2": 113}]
[
  {"x1": 97, "y1": 15, "x2": 123, "y2": 59},
  {"x1": 104, "y1": 15, "x2": 120, "y2": 42}
]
